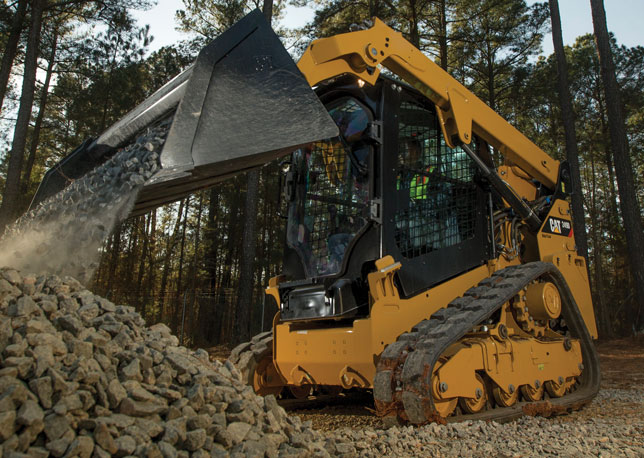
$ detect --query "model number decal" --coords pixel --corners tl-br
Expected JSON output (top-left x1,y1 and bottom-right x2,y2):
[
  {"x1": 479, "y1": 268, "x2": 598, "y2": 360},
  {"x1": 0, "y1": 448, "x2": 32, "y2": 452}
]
[{"x1": 543, "y1": 217, "x2": 572, "y2": 237}]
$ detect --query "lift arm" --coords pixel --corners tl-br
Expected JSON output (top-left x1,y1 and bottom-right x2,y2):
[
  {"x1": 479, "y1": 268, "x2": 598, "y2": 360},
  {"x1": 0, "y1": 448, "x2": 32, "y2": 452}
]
[{"x1": 297, "y1": 18, "x2": 559, "y2": 190}]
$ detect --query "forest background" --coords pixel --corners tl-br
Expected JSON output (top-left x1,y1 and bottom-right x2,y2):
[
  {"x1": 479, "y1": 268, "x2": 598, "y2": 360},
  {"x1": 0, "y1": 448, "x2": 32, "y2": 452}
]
[{"x1": 0, "y1": 0, "x2": 642, "y2": 347}]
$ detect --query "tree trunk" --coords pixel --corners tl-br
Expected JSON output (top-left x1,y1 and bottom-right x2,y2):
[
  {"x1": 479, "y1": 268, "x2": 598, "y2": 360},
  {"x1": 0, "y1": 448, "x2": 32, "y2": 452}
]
[
  {"x1": 172, "y1": 197, "x2": 190, "y2": 333},
  {"x1": 235, "y1": 170, "x2": 260, "y2": 344},
  {"x1": 156, "y1": 200, "x2": 185, "y2": 323},
  {"x1": 136, "y1": 214, "x2": 152, "y2": 310},
  {"x1": 438, "y1": 0, "x2": 448, "y2": 70},
  {"x1": 590, "y1": 0, "x2": 644, "y2": 334},
  {"x1": 0, "y1": 0, "x2": 45, "y2": 230},
  {"x1": 408, "y1": 0, "x2": 420, "y2": 48},
  {"x1": 0, "y1": 0, "x2": 28, "y2": 114},
  {"x1": 548, "y1": 0, "x2": 590, "y2": 265},
  {"x1": 589, "y1": 150, "x2": 610, "y2": 337},
  {"x1": 142, "y1": 210, "x2": 157, "y2": 320},
  {"x1": 216, "y1": 188, "x2": 242, "y2": 343},
  {"x1": 233, "y1": 3, "x2": 273, "y2": 344},
  {"x1": 21, "y1": 27, "x2": 59, "y2": 199},
  {"x1": 125, "y1": 220, "x2": 139, "y2": 303},
  {"x1": 198, "y1": 188, "x2": 220, "y2": 345},
  {"x1": 189, "y1": 193, "x2": 204, "y2": 344}
]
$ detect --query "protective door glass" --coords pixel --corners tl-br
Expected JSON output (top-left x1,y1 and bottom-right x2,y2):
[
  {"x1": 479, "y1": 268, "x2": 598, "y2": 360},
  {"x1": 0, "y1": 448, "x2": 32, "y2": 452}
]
[{"x1": 287, "y1": 98, "x2": 371, "y2": 277}]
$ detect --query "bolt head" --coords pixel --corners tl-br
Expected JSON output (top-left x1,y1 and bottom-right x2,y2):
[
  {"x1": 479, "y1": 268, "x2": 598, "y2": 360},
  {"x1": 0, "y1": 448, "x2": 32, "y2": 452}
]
[
  {"x1": 475, "y1": 388, "x2": 482, "y2": 399},
  {"x1": 535, "y1": 380, "x2": 541, "y2": 388},
  {"x1": 563, "y1": 338, "x2": 572, "y2": 351},
  {"x1": 509, "y1": 384, "x2": 515, "y2": 393},
  {"x1": 558, "y1": 376, "x2": 564, "y2": 384},
  {"x1": 371, "y1": 47, "x2": 377, "y2": 56},
  {"x1": 439, "y1": 382, "x2": 448, "y2": 393}
]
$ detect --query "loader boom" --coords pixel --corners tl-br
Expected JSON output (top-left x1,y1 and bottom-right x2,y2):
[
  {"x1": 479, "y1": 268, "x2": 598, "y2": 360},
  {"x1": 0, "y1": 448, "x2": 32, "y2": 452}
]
[{"x1": 297, "y1": 18, "x2": 559, "y2": 189}]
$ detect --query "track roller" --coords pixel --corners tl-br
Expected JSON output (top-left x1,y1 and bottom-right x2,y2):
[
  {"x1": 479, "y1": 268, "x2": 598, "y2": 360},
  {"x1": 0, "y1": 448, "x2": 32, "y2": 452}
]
[
  {"x1": 458, "y1": 373, "x2": 487, "y2": 414},
  {"x1": 431, "y1": 358, "x2": 458, "y2": 417},
  {"x1": 520, "y1": 382, "x2": 544, "y2": 401},
  {"x1": 492, "y1": 384, "x2": 519, "y2": 407}
]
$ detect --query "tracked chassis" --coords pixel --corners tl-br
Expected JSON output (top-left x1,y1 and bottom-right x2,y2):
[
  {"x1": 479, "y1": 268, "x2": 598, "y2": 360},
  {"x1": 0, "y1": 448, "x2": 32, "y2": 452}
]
[{"x1": 232, "y1": 262, "x2": 599, "y2": 425}]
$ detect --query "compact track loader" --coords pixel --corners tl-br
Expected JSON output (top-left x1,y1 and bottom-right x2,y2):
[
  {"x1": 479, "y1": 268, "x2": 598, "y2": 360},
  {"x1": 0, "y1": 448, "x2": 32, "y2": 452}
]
[{"x1": 36, "y1": 10, "x2": 600, "y2": 424}]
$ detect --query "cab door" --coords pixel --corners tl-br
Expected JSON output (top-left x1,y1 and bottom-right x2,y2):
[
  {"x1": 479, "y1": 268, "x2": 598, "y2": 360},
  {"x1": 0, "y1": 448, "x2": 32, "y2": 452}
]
[{"x1": 381, "y1": 83, "x2": 490, "y2": 297}]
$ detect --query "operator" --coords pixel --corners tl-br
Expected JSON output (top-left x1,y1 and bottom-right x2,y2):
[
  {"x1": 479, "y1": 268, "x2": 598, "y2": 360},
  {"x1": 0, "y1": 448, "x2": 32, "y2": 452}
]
[{"x1": 396, "y1": 138, "x2": 436, "y2": 252}]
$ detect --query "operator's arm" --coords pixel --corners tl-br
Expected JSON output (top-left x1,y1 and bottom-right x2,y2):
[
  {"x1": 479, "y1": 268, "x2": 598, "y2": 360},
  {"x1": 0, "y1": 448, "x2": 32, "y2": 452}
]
[{"x1": 297, "y1": 19, "x2": 559, "y2": 190}]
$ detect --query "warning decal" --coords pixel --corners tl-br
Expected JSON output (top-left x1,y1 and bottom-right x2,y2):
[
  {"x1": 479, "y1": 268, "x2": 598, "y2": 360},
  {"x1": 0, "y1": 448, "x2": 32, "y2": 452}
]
[{"x1": 542, "y1": 217, "x2": 572, "y2": 237}]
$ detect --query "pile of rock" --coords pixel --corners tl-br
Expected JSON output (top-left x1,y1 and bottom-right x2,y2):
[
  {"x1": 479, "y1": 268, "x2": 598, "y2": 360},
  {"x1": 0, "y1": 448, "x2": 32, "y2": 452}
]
[{"x1": 0, "y1": 268, "x2": 328, "y2": 457}]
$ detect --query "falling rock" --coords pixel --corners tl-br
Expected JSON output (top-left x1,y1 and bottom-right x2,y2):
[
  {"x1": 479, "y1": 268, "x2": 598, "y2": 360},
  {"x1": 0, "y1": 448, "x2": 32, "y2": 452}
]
[
  {"x1": 46, "y1": 436, "x2": 73, "y2": 458},
  {"x1": 56, "y1": 315, "x2": 83, "y2": 336},
  {"x1": 163, "y1": 353, "x2": 193, "y2": 375},
  {"x1": 2, "y1": 269, "x2": 22, "y2": 285},
  {"x1": 26, "y1": 333, "x2": 66, "y2": 356},
  {"x1": 157, "y1": 441, "x2": 178, "y2": 458}
]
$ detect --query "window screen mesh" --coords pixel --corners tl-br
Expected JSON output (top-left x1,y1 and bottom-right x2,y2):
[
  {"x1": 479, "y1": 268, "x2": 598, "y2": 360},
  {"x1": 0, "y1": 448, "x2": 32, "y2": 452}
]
[{"x1": 395, "y1": 102, "x2": 478, "y2": 258}]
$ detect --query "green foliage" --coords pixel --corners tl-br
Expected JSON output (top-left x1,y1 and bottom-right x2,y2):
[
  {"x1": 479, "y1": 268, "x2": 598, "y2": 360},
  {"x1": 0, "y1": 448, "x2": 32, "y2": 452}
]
[{"x1": 449, "y1": 0, "x2": 549, "y2": 112}]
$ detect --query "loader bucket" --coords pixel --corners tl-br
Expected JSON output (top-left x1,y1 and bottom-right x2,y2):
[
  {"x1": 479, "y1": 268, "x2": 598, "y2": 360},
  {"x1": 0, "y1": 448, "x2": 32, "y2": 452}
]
[{"x1": 31, "y1": 9, "x2": 338, "y2": 215}]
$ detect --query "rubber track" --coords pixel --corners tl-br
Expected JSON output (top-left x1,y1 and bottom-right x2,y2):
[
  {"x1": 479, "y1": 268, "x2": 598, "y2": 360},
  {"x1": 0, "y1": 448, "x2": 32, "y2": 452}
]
[{"x1": 373, "y1": 261, "x2": 601, "y2": 424}]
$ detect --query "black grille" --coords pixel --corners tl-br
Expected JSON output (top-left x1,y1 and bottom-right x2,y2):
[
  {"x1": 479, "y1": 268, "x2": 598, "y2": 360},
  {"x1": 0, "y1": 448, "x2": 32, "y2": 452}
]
[{"x1": 394, "y1": 102, "x2": 477, "y2": 258}]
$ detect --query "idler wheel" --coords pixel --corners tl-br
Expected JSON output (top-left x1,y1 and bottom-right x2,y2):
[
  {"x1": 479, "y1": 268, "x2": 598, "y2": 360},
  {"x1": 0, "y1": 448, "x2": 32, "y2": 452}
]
[
  {"x1": 492, "y1": 384, "x2": 519, "y2": 407},
  {"x1": 458, "y1": 374, "x2": 487, "y2": 414},
  {"x1": 431, "y1": 358, "x2": 458, "y2": 418}
]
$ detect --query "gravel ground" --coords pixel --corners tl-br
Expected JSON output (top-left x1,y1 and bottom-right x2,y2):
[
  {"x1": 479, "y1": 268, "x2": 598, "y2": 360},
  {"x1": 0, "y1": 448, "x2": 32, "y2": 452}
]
[
  {"x1": 287, "y1": 339, "x2": 644, "y2": 457},
  {"x1": 202, "y1": 338, "x2": 644, "y2": 457},
  {"x1": 319, "y1": 388, "x2": 644, "y2": 457}
]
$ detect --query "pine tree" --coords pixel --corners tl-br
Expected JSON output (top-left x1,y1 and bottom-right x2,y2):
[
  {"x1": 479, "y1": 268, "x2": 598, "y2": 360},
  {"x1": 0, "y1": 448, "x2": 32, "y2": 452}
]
[{"x1": 590, "y1": 0, "x2": 644, "y2": 333}]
